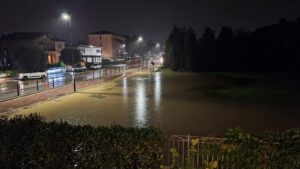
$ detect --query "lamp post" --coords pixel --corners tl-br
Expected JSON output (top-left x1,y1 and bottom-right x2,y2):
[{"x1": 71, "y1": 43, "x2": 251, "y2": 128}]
[
  {"x1": 61, "y1": 12, "x2": 74, "y2": 67},
  {"x1": 137, "y1": 36, "x2": 144, "y2": 69}
]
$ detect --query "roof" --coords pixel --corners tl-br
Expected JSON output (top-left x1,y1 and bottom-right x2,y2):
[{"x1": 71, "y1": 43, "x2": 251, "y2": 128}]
[
  {"x1": 0, "y1": 32, "x2": 66, "y2": 42},
  {"x1": 50, "y1": 37, "x2": 66, "y2": 42},
  {"x1": 88, "y1": 31, "x2": 125, "y2": 37},
  {"x1": 77, "y1": 45, "x2": 101, "y2": 49}
]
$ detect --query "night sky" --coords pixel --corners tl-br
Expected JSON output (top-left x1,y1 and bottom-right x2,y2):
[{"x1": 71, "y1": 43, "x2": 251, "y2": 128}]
[{"x1": 1, "y1": 0, "x2": 300, "y2": 44}]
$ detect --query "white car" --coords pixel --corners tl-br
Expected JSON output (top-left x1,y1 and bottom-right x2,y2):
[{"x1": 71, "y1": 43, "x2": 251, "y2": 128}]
[
  {"x1": 90, "y1": 63, "x2": 102, "y2": 70},
  {"x1": 72, "y1": 66, "x2": 87, "y2": 72},
  {"x1": 18, "y1": 72, "x2": 47, "y2": 80}
]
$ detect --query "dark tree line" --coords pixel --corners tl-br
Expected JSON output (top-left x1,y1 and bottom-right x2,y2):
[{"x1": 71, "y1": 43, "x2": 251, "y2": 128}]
[{"x1": 165, "y1": 18, "x2": 300, "y2": 72}]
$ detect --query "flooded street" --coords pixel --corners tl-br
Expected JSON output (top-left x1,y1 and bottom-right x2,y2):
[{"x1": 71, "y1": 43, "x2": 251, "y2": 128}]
[{"x1": 5, "y1": 71, "x2": 300, "y2": 136}]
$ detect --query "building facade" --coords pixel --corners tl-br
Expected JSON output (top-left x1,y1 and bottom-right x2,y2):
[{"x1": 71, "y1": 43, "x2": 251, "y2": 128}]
[
  {"x1": 78, "y1": 45, "x2": 102, "y2": 65},
  {"x1": 0, "y1": 32, "x2": 65, "y2": 67},
  {"x1": 88, "y1": 31, "x2": 126, "y2": 60}
]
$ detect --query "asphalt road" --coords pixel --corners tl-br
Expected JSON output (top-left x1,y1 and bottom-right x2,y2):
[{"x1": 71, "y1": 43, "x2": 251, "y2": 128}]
[{"x1": 0, "y1": 65, "x2": 126, "y2": 101}]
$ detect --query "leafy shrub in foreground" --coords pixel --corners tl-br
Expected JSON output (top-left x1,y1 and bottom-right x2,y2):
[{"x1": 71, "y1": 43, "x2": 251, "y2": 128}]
[{"x1": 0, "y1": 114, "x2": 165, "y2": 169}]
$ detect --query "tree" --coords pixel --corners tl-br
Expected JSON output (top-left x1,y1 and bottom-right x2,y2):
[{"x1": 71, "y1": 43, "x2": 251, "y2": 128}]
[
  {"x1": 165, "y1": 26, "x2": 187, "y2": 71},
  {"x1": 165, "y1": 26, "x2": 180, "y2": 70},
  {"x1": 216, "y1": 26, "x2": 235, "y2": 71},
  {"x1": 13, "y1": 46, "x2": 47, "y2": 71},
  {"x1": 198, "y1": 27, "x2": 216, "y2": 71},
  {"x1": 183, "y1": 28, "x2": 197, "y2": 71},
  {"x1": 60, "y1": 48, "x2": 82, "y2": 66}
]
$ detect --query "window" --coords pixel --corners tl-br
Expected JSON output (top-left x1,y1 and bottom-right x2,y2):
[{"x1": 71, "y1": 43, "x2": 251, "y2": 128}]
[
  {"x1": 99, "y1": 36, "x2": 102, "y2": 40},
  {"x1": 57, "y1": 43, "x2": 63, "y2": 49},
  {"x1": 87, "y1": 57, "x2": 92, "y2": 63}
]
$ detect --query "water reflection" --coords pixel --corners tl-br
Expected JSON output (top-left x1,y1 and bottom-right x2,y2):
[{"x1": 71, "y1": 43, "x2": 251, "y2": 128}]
[
  {"x1": 47, "y1": 72, "x2": 66, "y2": 87},
  {"x1": 134, "y1": 78, "x2": 146, "y2": 127},
  {"x1": 154, "y1": 72, "x2": 161, "y2": 112},
  {"x1": 122, "y1": 77, "x2": 128, "y2": 103},
  {"x1": 18, "y1": 81, "x2": 25, "y2": 95}
]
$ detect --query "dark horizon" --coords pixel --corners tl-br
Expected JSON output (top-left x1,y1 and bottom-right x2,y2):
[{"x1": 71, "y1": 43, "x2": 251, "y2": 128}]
[{"x1": 1, "y1": 0, "x2": 300, "y2": 44}]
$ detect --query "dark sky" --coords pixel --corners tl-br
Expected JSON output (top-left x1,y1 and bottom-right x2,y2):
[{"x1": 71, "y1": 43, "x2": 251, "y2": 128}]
[{"x1": 1, "y1": 0, "x2": 300, "y2": 45}]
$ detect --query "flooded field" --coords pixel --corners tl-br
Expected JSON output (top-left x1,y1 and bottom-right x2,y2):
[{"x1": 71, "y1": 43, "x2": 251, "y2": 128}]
[{"x1": 5, "y1": 71, "x2": 300, "y2": 136}]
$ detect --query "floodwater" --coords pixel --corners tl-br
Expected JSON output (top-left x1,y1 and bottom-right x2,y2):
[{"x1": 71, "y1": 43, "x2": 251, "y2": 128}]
[{"x1": 5, "y1": 72, "x2": 300, "y2": 136}]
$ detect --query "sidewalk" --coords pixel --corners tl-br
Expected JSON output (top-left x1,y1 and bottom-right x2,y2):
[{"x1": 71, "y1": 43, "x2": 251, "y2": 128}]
[
  {"x1": 0, "y1": 73, "x2": 123, "y2": 114},
  {"x1": 0, "y1": 77, "x2": 16, "y2": 82}
]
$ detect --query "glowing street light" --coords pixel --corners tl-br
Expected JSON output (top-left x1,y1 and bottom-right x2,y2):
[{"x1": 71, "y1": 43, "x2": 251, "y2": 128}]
[
  {"x1": 61, "y1": 13, "x2": 71, "y2": 21},
  {"x1": 156, "y1": 43, "x2": 160, "y2": 48},
  {"x1": 138, "y1": 36, "x2": 143, "y2": 42}
]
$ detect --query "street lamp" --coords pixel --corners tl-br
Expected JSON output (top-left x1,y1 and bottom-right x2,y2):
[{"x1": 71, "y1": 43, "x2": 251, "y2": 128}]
[
  {"x1": 61, "y1": 13, "x2": 70, "y2": 20},
  {"x1": 137, "y1": 36, "x2": 144, "y2": 69},
  {"x1": 61, "y1": 12, "x2": 74, "y2": 67},
  {"x1": 156, "y1": 43, "x2": 160, "y2": 48},
  {"x1": 137, "y1": 36, "x2": 144, "y2": 57},
  {"x1": 138, "y1": 36, "x2": 143, "y2": 42}
]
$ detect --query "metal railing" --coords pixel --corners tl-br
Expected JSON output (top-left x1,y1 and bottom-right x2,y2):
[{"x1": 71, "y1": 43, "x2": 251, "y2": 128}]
[
  {"x1": 0, "y1": 66, "x2": 137, "y2": 102},
  {"x1": 167, "y1": 135, "x2": 226, "y2": 169},
  {"x1": 167, "y1": 134, "x2": 300, "y2": 169}
]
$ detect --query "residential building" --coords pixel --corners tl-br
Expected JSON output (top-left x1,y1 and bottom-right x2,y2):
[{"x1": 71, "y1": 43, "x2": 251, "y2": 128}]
[
  {"x1": 88, "y1": 31, "x2": 126, "y2": 60},
  {"x1": 0, "y1": 32, "x2": 65, "y2": 67},
  {"x1": 78, "y1": 45, "x2": 102, "y2": 66},
  {"x1": 0, "y1": 48, "x2": 9, "y2": 69}
]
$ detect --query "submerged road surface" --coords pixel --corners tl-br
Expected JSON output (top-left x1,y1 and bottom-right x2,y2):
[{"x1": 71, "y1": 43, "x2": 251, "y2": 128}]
[{"x1": 4, "y1": 72, "x2": 300, "y2": 136}]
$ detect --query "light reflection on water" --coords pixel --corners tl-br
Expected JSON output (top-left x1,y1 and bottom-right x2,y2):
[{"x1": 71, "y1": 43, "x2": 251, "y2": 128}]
[
  {"x1": 122, "y1": 77, "x2": 128, "y2": 103},
  {"x1": 134, "y1": 78, "x2": 147, "y2": 127},
  {"x1": 7, "y1": 71, "x2": 300, "y2": 135},
  {"x1": 133, "y1": 72, "x2": 162, "y2": 127},
  {"x1": 154, "y1": 72, "x2": 161, "y2": 112}
]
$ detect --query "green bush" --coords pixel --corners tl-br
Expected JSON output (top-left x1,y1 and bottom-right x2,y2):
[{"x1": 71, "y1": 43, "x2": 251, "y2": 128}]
[
  {"x1": 224, "y1": 128, "x2": 300, "y2": 169},
  {"x1": 0, "y1": 114, "x2": 165, "y2": 169}
]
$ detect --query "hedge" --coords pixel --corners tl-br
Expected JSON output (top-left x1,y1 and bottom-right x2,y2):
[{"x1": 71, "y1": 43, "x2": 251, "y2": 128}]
[{"x1": 0, "y1": 114, "x2": 165, "y2": 169}]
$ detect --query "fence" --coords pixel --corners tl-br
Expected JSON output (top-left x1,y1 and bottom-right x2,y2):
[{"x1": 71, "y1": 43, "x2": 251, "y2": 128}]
[
  {"x1": 167, "y1": 135, "x2": 225, "y2": 169},
  {"x1": 0, "y1": 66, "x2": 140, "y2": 102},
  {"x1": 167, "y1": 134, "x2": 300, "y2": 169}
]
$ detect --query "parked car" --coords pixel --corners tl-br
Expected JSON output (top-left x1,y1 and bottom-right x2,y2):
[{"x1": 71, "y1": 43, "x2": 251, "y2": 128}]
[
  {"x1": 90, "y1": 63, "x2": 102, "y2": 70},
  {"x1": 46, "y1": 67, "x2": 65, "y2": 74},
  {"x1": 18, "y1": 72, "x2": 47, "y2": 80},
  {"x1": 72, "y1": 66, "x2": 87, "y2": 72}
]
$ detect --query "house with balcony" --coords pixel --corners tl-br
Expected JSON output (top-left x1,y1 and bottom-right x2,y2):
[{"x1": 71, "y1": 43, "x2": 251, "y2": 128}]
[{"x1": 0, "y1": 32, "x2": 66, "y2": 68}]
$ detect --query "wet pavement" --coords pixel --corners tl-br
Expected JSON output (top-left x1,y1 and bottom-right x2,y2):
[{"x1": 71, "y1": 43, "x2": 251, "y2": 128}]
[{"x1": 4, "y1": 71, "x2": 300, "y2": 136}]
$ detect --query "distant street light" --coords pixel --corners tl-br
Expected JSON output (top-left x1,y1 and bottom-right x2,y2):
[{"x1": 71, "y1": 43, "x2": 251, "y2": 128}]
[
  {"x1": 137, "y1": 36, "x2": 144, "y2": 57},
  {"x1": 156, "y1": 43, "x2": 160, "y2": 48},
  {"x1": 61, "y1": 13, "x2": 70, "y2": 20},
  {"x1": 138, "y1": 36, "x2": 143, "y2": 42},
  {"x1": 61, "y1": 12, "x2": 74, "y2": 67}
]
